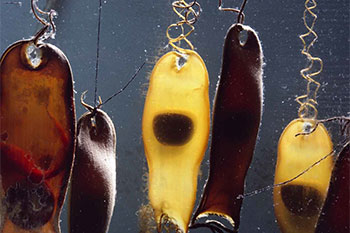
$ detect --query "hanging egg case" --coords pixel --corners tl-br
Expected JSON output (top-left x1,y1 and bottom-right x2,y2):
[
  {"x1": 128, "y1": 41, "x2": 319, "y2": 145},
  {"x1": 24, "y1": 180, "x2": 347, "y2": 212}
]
[
  {"x1": 142, "y1": 48, "x2": 210, "y2": 232},
  {"x1": 273, "y1": 118, "x2": 334, "y2": 233},
  {"x1": 69, "y1": 106, "x2": 117, "y2": 233},
  {"x1": 192, "y1": 22, "x2": 264, "y2": 231},
  {"x1": 0, "y1": 36, "x2": 75, "y2": 232}
]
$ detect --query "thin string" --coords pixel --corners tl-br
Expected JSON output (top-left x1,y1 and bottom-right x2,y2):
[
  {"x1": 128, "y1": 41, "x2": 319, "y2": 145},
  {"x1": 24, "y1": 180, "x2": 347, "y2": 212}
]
[
  {"x1": 81, "y1": 62, "x2": 146, "y2": 112},
  {"x1": 98, "y1": 62, "x2": 146, "y2": 107},
  {"x1": 237, "y1": 149, "x2": 335, "y2": 199},
  {"x1": 94, "y1": 0, "x2": 103, "y2": 107},
  {"x1": 82, "y1": 0, "x2": 144, "y2": 112},
  {"x1": 237, "y1": 0, "x2": 247, "y2": 24},
  {"x1": 295, "y1": 0, "x2": 323, "y2": 120}
]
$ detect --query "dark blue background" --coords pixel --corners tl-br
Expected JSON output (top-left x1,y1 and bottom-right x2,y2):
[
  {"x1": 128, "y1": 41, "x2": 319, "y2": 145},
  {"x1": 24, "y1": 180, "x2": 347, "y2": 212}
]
[{"x1": 1, "y1": 0, "x2": 349, "y2": 232}]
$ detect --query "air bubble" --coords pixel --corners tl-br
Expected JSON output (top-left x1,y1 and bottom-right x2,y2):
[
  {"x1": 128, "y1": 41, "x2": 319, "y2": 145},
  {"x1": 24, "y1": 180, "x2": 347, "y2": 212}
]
[
  {"x1": 25, "y1": 43, "x2": 43, "y2": 68},
  {"x1": 303, "y1": 122, "x2": 313, "y2": 134},
  {"x1": 281, "y1": 84, "x2": 288, "y2": 90},
  {"x1": 239, "y1": 30, "x2": 248, "y2": 46},
  {"x1": 176, "y1": 54, "x2": 188, "y2": 70},
  {"x1": 91, "y1": 115, "x2": 97, "y2": 128}
]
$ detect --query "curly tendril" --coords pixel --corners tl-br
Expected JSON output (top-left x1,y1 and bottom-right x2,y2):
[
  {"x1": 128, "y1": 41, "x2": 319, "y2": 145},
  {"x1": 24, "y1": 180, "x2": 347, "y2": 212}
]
[
  {"x1": 166, "y1": 0, "x2": 201, "y2": 53},
  {"x1": 296, "y1": 0, "x2": 323, "y2": 120}
]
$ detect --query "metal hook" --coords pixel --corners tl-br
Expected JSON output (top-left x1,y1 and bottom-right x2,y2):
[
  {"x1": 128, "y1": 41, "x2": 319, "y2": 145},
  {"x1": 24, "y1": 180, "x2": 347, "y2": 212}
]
[
  {"x1": 218, "y1": 0, "x2": 247, "y2": 24},
  {"x1": 31, "y1": 0, "x2": 46, "y2": 26},
  {"x1": 80, "y1": 91, "x2": 95, "y2": 113},
  {"x1": 31, "y1": 0, "x2": 57, "y2": 44}
]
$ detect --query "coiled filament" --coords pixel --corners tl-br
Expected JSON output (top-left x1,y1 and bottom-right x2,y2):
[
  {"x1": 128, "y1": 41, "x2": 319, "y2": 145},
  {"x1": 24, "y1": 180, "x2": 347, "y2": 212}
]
[
  {"x1": 296, "y1": 0, "x2": 323, "y2": 120},
  {"x1": 166, "y1": 0, "x2": 201, "y2": 53}
]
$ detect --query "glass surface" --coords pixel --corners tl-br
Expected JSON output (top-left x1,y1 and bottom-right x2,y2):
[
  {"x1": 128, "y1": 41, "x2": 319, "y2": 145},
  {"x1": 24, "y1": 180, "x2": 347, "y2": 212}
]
[{"x1": 1, "y1": 0, "x2": 349, "y2": 232}]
